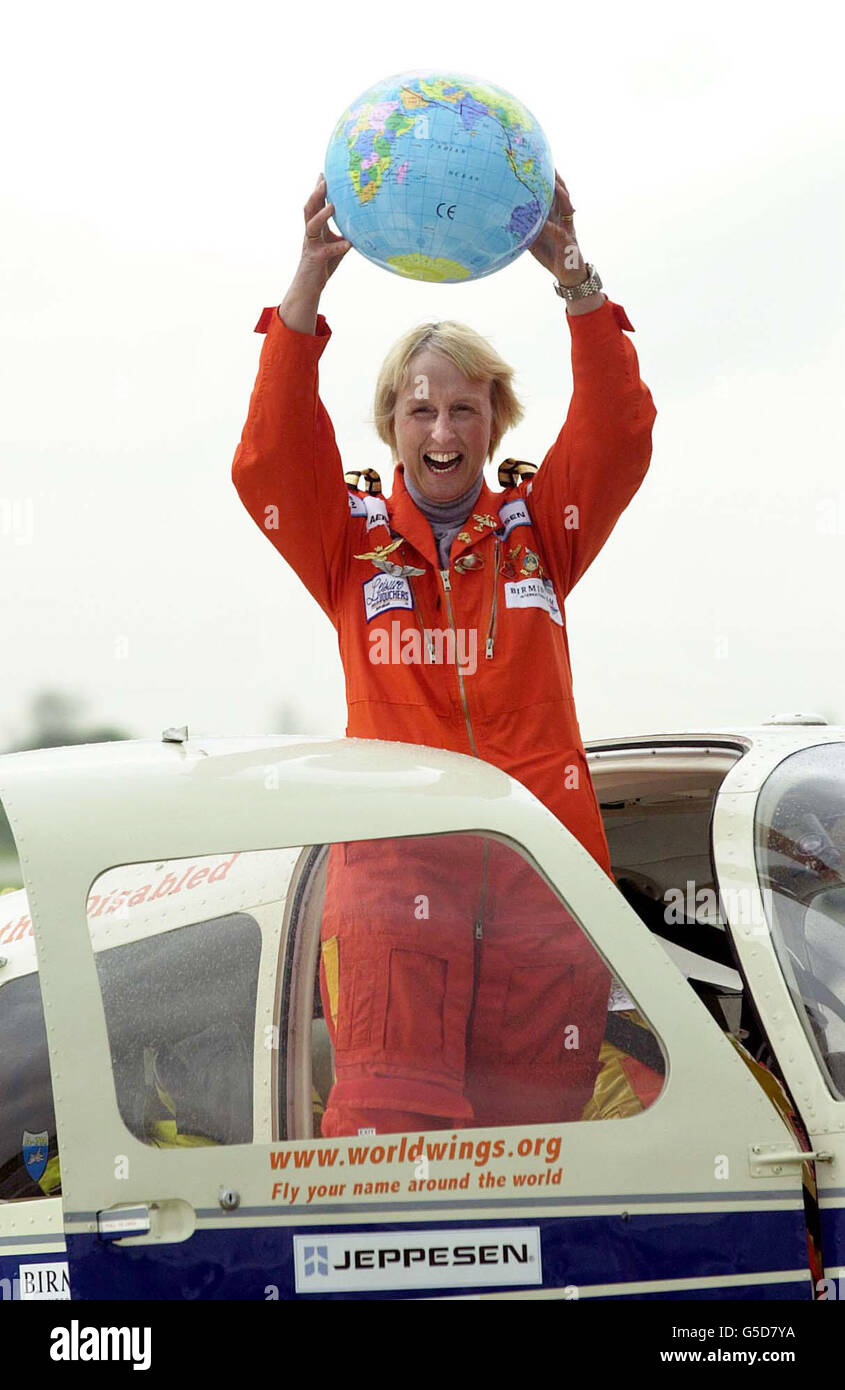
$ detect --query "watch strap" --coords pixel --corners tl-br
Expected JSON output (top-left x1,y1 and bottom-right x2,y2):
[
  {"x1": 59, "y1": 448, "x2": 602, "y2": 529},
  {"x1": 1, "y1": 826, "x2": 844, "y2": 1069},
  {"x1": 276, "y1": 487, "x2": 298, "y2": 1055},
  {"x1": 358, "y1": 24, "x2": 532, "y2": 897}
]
[{"x1": 554, "y1": 264, "x2": 603, "y2": 301}]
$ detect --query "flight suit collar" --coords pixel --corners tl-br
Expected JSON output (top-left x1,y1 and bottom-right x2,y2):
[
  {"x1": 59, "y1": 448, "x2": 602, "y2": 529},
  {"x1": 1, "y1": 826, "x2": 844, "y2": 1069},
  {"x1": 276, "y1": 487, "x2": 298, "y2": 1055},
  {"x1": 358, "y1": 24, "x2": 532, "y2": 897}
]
[{"x1": 387, "y1": 464, "x2": 504, "y2": 570}]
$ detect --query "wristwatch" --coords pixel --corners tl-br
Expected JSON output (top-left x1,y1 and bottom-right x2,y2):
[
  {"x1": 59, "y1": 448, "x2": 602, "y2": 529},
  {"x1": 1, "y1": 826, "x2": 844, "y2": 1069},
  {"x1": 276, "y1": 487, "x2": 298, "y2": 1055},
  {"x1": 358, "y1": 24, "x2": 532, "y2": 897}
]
[{"x1": 554, "y1": 263, "x2": 603, "y2": 301}]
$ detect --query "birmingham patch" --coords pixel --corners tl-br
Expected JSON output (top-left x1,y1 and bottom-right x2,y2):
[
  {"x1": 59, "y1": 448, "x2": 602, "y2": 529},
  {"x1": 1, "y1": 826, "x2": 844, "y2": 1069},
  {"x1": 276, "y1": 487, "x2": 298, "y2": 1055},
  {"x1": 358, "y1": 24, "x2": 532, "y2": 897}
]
[
  {"x1": 503, "y1": 577, "x2": 563, "y2": 626},
  {"x1": 363, "y1": 573, "x2": 414, "y2": 623}
]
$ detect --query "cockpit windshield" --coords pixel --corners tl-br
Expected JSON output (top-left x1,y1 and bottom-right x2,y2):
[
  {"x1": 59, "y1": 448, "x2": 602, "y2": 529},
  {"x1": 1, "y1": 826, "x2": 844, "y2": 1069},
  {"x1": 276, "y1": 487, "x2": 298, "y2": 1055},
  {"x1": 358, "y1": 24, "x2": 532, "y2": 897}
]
[{"x1": 755, "y1": 742, "x2": 845, "y2": 1096}]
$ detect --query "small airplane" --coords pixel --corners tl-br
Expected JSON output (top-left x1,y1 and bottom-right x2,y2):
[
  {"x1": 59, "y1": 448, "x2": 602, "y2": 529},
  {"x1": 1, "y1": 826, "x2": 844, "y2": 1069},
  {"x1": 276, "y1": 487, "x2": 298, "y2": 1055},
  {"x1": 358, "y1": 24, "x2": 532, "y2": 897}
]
[{"x1": 0, "y1": 713, "x2": 843, "y2": 1300}]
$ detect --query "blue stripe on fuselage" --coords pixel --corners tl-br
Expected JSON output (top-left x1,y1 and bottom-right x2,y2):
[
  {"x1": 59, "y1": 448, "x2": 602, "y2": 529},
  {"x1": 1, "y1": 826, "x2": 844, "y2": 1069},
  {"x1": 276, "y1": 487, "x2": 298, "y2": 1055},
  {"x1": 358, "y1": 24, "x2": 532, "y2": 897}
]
[{"x1": 62, "y1": 1207, "x2": 811, "y2": 1301}]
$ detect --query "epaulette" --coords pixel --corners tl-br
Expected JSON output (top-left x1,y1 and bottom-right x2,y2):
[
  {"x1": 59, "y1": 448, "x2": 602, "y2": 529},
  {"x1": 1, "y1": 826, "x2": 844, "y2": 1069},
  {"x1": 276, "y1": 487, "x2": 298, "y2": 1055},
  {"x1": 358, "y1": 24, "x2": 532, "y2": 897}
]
[
  {"x1": 344, "y1": 468, "x2": 382, "y2": 496},
  {"x1": 497, "y1": 458, "x2": 538, "y2": 489}
]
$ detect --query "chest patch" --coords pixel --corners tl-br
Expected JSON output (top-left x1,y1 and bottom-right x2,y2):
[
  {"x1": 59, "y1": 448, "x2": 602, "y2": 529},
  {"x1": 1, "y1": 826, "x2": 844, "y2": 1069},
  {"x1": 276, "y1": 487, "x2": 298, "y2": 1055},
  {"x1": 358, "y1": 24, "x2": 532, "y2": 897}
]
[
  {"x1": 496, "y1": 498, "x2": 531, "y2": 541},
  {"x1": 363, "y1": 572, "x2": 414, "y2": 623},
  {"x1": 348, "y1": 493, "x2": 390, "y2": 532},
  {"x1": 504, "y1": 577, "x2": 564, "y2": 626}
]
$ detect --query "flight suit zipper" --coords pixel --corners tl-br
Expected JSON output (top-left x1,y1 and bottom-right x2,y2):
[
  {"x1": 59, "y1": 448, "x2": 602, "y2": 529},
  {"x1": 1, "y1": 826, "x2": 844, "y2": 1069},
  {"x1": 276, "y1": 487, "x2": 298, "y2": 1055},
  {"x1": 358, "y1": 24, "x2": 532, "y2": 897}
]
[
  {"x1": 408, "y1": 578, "x2": 436, "y2": 663},
  {"x1": 485, "y1": 536, "x2": 501, "y2": 660},
  {"x1": 439, "y1": 567, "x2": 478, "y2": 756},
  {"x1": 465, "y1": 838, "x2": 490, "y2": 1061}
]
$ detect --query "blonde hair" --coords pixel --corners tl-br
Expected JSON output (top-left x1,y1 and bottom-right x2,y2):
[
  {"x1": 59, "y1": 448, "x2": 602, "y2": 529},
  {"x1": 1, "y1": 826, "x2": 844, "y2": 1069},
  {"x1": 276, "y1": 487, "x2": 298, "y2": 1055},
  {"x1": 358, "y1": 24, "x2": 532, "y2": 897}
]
[{"x1": 373, "y1": 321, "x2": 524, "y2": 462}]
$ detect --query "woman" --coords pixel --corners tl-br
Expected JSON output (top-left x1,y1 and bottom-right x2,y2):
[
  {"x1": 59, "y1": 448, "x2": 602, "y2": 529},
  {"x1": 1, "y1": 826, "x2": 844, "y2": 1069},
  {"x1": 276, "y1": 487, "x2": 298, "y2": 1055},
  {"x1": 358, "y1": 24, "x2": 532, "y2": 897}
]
[{"x1": 233, "y1": 173, "x2": 657, "y2": 1137}]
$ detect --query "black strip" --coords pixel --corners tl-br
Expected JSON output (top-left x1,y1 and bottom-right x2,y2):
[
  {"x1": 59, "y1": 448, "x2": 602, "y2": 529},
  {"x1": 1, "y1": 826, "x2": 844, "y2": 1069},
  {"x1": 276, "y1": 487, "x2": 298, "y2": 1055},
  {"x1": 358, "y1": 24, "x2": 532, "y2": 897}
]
[{"x1": 604, "y1": 1013, "x2": 666, "y2": 1075}]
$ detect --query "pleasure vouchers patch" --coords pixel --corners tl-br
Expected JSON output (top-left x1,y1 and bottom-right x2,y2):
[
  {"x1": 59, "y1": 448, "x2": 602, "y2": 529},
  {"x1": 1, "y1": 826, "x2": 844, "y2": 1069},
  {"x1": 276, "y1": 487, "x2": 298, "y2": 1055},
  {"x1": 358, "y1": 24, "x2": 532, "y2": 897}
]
[{"x1": 363, "y1": 573, "x2": 415, "y2": 622}]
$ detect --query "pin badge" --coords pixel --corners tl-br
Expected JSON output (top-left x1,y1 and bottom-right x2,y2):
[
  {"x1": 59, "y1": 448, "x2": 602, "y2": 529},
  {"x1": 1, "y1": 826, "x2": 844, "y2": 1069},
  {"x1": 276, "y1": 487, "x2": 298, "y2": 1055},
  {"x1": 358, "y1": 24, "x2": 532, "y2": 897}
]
[{"x1": 355, "y1": 538, "x2": 425, "y2": 578}]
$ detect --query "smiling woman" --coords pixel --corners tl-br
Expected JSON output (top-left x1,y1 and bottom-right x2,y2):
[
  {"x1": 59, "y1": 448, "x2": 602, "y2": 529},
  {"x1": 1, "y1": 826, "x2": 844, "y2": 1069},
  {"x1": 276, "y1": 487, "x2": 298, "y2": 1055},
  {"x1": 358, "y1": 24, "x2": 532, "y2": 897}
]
[
  {"x1": 232, "y1": 170, "x2": 656, "y2": 1137},
  {"x1": 374, "y1": 319, "x2": 522, "y2": 483},
  {"x1": 371, "y1": 321, "x2": 524, "y2": 565}
]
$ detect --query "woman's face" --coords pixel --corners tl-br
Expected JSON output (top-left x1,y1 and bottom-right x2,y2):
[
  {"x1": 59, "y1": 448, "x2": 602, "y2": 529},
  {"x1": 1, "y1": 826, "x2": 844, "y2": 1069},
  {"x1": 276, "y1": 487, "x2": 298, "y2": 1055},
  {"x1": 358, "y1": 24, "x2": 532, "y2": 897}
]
[{"x1": 394, "y1": 349, "x2": 492, "y2": 503}]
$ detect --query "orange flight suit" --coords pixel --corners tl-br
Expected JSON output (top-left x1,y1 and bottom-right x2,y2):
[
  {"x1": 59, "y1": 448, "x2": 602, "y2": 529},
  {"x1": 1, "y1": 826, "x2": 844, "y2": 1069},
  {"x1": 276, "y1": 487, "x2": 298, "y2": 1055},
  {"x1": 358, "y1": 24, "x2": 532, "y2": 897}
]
[{"x1": 233, "y1": 299, "x2": 656, "y2": 1134}]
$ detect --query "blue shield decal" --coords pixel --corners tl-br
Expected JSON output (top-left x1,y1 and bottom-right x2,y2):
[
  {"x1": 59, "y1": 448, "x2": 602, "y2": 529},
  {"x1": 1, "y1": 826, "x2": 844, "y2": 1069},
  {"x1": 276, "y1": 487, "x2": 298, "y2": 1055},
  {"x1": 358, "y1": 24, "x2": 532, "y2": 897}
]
[{"x1": 22, "y1": 1130, "x2": 49, "y2": 1183}]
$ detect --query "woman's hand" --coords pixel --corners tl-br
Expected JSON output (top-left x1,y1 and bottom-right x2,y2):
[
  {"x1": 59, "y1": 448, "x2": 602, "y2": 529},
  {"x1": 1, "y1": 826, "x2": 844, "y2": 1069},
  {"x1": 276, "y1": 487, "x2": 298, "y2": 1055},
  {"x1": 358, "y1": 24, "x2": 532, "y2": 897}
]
[
  {"x1": 529, "y1": 170, "x2": 587, "y2": 286},
  {"x1": 299, "y1": 174, "x2": 352, "y2": 287},
  {"x1": 529, "y1": 169, "x2": 605, "y2": 314},
  {"x1": 279, "y1": 175, "x2": 352, "y2": 334}
]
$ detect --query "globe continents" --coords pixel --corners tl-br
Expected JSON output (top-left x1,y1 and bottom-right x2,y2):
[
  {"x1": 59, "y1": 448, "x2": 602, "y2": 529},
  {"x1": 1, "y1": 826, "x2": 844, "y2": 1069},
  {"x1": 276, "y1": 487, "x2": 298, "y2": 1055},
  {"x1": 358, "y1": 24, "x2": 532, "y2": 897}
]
[{"x1": 324, "y1": 71, "x2": 555, "y2": 283}]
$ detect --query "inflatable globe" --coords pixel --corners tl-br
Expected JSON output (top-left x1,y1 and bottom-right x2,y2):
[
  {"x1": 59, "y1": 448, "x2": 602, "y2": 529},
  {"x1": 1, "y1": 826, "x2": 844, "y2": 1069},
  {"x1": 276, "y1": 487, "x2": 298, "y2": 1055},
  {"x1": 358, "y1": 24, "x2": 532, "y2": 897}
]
[{"x1": 324, "y1": 71, "x2": 555, "y2": 283}]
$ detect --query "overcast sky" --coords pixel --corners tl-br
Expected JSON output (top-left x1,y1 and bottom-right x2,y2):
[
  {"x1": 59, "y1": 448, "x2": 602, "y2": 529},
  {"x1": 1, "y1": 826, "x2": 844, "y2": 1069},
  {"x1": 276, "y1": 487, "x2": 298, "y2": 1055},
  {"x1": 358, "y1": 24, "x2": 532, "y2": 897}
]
[{"x1": 2, "y1": 0, "x2": 844, "y2": 750}]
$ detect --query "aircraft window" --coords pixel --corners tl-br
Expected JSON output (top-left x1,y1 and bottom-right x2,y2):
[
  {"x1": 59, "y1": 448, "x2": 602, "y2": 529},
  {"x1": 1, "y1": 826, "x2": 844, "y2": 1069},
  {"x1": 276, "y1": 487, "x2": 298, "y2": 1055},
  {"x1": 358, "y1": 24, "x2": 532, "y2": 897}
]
[
  {"x1": 86, "y1": 848, "x2": 305, "y2": 1148},
  {"x1": 756, "y1": 743, "x2": 845, "y2": 1097},
  {"x1": 93, "y1": 914, "x2": 261, "y2": 1147},
  {"x1": 0, "y1": 909, "x2": 264, "y2": 1191},
  {"x1": 281, "y1": 832, "x2": 666, "y2": 1140},
  {"x1": 0, "y1": 794, "x2": 22, "y2": 893},
  {"x1": 592, "y1": 750, "x2": 745, "y2": 1037},
  {"x1": 0, "y1": 972, "x2": 60, "y2": 1199}
]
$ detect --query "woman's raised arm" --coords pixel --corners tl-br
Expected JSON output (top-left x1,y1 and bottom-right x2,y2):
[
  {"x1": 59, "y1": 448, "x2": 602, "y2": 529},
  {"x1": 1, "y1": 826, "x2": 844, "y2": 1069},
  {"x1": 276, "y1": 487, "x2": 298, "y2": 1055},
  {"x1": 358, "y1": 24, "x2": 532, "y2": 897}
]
[
  {"x1": 278, "y1": 174, "x2": 351, "y2": 335},
  {"x1": 527, "y1": 173, "x2": 656, "y2": 597},
  {"x1": 230, "y1": 178, "x2": 354, "y2": 621}
]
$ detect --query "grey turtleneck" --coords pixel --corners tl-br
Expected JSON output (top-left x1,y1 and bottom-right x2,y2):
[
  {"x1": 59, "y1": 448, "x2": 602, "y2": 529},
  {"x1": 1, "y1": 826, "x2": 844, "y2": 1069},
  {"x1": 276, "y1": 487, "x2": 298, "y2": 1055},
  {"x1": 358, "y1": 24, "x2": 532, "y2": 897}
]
[{"x1": 402, "y1": 466, "x2": 485, "y2": 569}]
